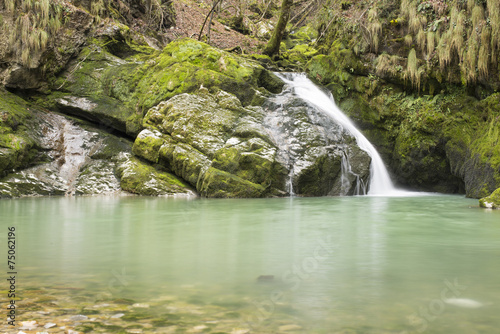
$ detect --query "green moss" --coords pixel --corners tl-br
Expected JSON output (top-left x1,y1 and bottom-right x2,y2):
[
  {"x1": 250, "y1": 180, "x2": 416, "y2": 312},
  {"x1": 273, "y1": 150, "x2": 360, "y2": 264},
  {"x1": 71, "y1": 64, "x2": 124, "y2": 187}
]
[
  {"x1": 74, "y1": 325, "x2": 95, "y2": 333},
  {"x1": 479, "y1": 188, "x2": 500, "y2": 209},
  {"x1": 296, "y1": 154, "x2": 342, "y2": 196},
  {"x1": 198, "y1": 166, "x2": 265, "y2": 198},
  {"x1": 211, "y1": 138, "x2": 284, "y2": 187},
  {"x1": 129, "y1": 38, "x2": 284, "y2": 110},
  {"x1": 0, "y1": 89, "x2": 38, "y2": 176},
  {"x1": 159, "y1": 141, "x2": 210, "y2": 187},
  {"x1": 289, "y1": 25, "x2": 318, "y2": 43},
  {"x1": 0, "y1": 89, "x2": 32, "y2": 130},
  {"x1": 116, "y1": 154, "x2": 193, "y2": 196},
  {"x1": 132, "y1": 129, "x2": 165, "y2": 163}
]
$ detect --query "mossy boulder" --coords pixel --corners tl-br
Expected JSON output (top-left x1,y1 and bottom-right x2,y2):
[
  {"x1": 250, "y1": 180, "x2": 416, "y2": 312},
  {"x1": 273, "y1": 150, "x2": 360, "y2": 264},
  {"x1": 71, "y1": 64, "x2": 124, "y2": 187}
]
[
  {"x1": 479, "y1": 188, "x2": 500, "y2": 209},
  {"x1": 198, "y1": 166, "x2": 266, "y2": 198},
  {"x1": 51, "y1": 38, "x2": 283, "y2": 138},
  {"x1": 115, "y1": 153, "x2": 195, "y2": 196},
  {"x1": 134, "y1": 85, "x2": 372, "y2": 198},
  {"x1": 127, "y1": 38, "x2": 284, "y2": 109},
  {"x1": 135, "y1": 90, "x2": 287, "y2": 198}
]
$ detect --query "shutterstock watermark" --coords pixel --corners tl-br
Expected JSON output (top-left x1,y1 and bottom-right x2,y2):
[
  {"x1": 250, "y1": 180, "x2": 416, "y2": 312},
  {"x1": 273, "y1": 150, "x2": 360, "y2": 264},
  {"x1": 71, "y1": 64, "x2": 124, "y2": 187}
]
[
  {"x1": 405, "y1": 278, "x2": 467, "y2": 333},
  {"x1": 241, "y1": 234, "x2": 335, "y2": 330}
]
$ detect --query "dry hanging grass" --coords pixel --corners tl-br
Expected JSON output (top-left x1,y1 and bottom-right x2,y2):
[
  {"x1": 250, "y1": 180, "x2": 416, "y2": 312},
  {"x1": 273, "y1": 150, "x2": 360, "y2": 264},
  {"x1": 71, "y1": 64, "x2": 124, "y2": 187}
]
[
  {"x1": 450, "y1": 10, "x2": 465, "y2": 62},
  {"x1": 427, "y1": 31, "x2": 435, "y2": 56},
  {"x1": 2, "y1": 0, "x2": 65, "y2": 67},
  {"x1": 375, "y1": 53, "x2": 400, "y2": 77},
  {"x1": 437, "y1": 29, "x2": 452, "y2": 70},
  {"x1": 471, "y1": 5, "x2": 485, "y2": 30},
  {"x1": 368, "y1": 8, "x2": 382, "y2": 53},
  {"x1": 417, "y1": 28, "x2": 426, "y2": 53},
  {"x1": 405, "y1": 34, "x2": 413, "y2": 47},
  {"x1": 487, "y1": 0, "x2": 499, "y2": 61},
  {"x1": 405, "y1": 48, "x2": 423, "y2": 90},
  {"x1": 478, "y1": 26, "x2": 491, "y2": 78}
]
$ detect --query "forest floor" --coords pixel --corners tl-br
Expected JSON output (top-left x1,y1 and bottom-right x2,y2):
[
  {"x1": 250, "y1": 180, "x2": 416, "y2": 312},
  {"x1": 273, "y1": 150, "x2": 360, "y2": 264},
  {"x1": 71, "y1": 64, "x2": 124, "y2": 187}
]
[
  {"x1": 163, "y1": 0, "x2": 313, "y2": 54},
  {"x1": 165, "y1": 0, "x2": 266, "y2": 53}
]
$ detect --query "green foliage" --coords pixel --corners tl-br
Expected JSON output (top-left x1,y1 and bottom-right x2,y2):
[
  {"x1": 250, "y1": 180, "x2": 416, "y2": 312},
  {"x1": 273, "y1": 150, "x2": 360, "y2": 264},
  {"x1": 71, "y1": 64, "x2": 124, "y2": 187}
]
[
  {"x1": 479, "y1": 187, "x2": 500, "y2": 209},
  {"x1": 315, "y1": 0, "x2": 500, "y2": 88}
]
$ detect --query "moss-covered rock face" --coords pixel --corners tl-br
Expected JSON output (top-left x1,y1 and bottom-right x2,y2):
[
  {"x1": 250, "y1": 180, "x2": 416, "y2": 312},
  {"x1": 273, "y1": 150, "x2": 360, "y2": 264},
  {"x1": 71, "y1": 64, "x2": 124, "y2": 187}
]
[
  {"x1": 134, "y1": 86, "x2": 371, "y2": 198},
  {"x1": 115, "y1": 153, "x2": 195, "y2": 196},
  {"x1": 0, "y1": 99, "x2": 193, "y2": 198},
  {"x1": 0, "y1": 109, "x2": 126, "y2": 198},
  {"x1": 130, "y1": 38, "x2": 284, "y2": 109},
  {"x1": 50, "y1": 37, "x2": 284, "y2": 138},
  {"x1": 306, "y1": 49, "x2": 500, "y2": 197},
  {"x1": 135, "y1": 90, "x2": 286, "y2": 198},
  {"x1": 0, "y1": 89, "x2": 39, "y2": 177},
  {"x1": 479, "y1": 188, "x2": 500, "y2": 209}
]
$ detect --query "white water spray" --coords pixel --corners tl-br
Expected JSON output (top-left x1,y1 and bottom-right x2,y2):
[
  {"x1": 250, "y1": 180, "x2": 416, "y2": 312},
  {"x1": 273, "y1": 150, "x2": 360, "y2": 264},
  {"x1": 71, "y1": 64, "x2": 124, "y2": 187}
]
[{"x1": 276, "y1": 73, "x2": 400, "y2": 196}]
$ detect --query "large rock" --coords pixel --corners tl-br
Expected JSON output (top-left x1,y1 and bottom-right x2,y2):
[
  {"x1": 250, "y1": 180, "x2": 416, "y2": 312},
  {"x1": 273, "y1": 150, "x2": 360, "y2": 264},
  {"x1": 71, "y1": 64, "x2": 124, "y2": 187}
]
[
  {"x1": 51, "y1": 37, "x2": 284, "y2": 138},
  {"x1": 115, "y1": 153, "x2": 195, "y2": 197},
  {"x1": 0, "y1": 104, "x2": 193, "y2": 198},
  {"x1": 133, "y1": 87, "x2": 371, "y2": 198},
  {"x1": 479, "y1": 188, "x2": 500, "y2": 209}
]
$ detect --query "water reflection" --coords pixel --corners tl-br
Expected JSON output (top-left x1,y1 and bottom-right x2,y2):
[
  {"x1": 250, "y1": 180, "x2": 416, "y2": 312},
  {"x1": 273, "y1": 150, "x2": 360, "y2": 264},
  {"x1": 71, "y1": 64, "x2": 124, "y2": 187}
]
[{"x1": 1, "y1": 195, "x2": 500, "y2": 333}]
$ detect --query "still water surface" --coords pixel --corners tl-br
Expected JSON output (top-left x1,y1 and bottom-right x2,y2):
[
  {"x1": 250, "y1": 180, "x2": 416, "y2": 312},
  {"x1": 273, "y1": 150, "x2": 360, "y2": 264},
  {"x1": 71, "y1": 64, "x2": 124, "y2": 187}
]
[{"x1": 2, "y1": 195, "x2": 500, "y2": 333}]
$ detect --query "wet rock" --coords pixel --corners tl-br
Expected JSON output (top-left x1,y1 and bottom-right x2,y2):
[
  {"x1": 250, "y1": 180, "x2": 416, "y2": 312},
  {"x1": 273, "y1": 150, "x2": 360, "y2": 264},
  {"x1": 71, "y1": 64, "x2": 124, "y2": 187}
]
[
  {"x1": 69, "y1": 315, "x2": 89, "y2": 321},
  {"x1": 116, "y1": 153, "x2": 195, "y2": 196},
  {"x1": 131, "y1": 303, "x2": 150, "y2": 308},
  {"x1": 278, "y1": 324, "x2": 303, "y2": 331},
  {"x1": 479, "y1": 188, "x2": 500, "y2": 209},
  {"x1": 74, "y1": 160, "x2": 122, "y2": 195},
  {"x1": 188, "y1": 325, "x2": 208, "y2": 333},
  {"x1": 136, "y1": 84, "x2": 371, "y2": 197},
  {"x1": 56, "y1": 95, "x2": 136, "y2": 137},
  {"x1": 0, "y1": 109, "x2": 136, "y2": 198},
  {"x1": 19, "y1": 321, "x2": 38, "y2": 330},
  {"x1": 44, "y1": 322, "x2": 57, "y2": 328}
]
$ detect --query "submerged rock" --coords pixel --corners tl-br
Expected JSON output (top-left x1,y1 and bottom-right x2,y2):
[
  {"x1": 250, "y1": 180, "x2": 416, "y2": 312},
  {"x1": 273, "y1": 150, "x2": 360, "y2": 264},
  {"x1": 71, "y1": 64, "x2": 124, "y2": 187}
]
[{"x1": 443, "y1": 298, "x2": 486, "y2": 308}]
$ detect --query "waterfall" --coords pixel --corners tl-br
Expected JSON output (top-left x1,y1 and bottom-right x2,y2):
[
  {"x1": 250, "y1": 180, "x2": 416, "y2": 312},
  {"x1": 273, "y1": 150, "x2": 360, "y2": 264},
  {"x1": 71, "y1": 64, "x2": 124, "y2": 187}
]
[{"x1": 276, "y1": 73, "x2": 399, "y2": 196}]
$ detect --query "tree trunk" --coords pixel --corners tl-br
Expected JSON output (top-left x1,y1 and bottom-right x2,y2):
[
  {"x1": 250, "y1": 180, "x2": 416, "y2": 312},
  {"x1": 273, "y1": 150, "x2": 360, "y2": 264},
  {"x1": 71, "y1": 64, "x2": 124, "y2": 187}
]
[{"x1": 263, "y1": 0, "x2": 293, "y2": 57}]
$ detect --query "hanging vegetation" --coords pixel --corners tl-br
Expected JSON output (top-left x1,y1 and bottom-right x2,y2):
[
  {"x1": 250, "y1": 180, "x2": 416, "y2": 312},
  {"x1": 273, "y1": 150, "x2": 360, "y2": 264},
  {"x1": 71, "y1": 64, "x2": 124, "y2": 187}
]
[
  {"x1": 315, "y1": 0, "x2": 500, "y2": 88},
  {"x1": 3, "y1": 0, "x2": 65, "y2": 67}
]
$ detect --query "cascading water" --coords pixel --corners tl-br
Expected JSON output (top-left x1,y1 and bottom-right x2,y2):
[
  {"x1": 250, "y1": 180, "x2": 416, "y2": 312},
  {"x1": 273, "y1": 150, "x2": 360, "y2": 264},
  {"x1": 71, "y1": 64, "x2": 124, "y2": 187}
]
[{"x1": 276, "y1": 73, "x2": 399, "y2": 196}]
